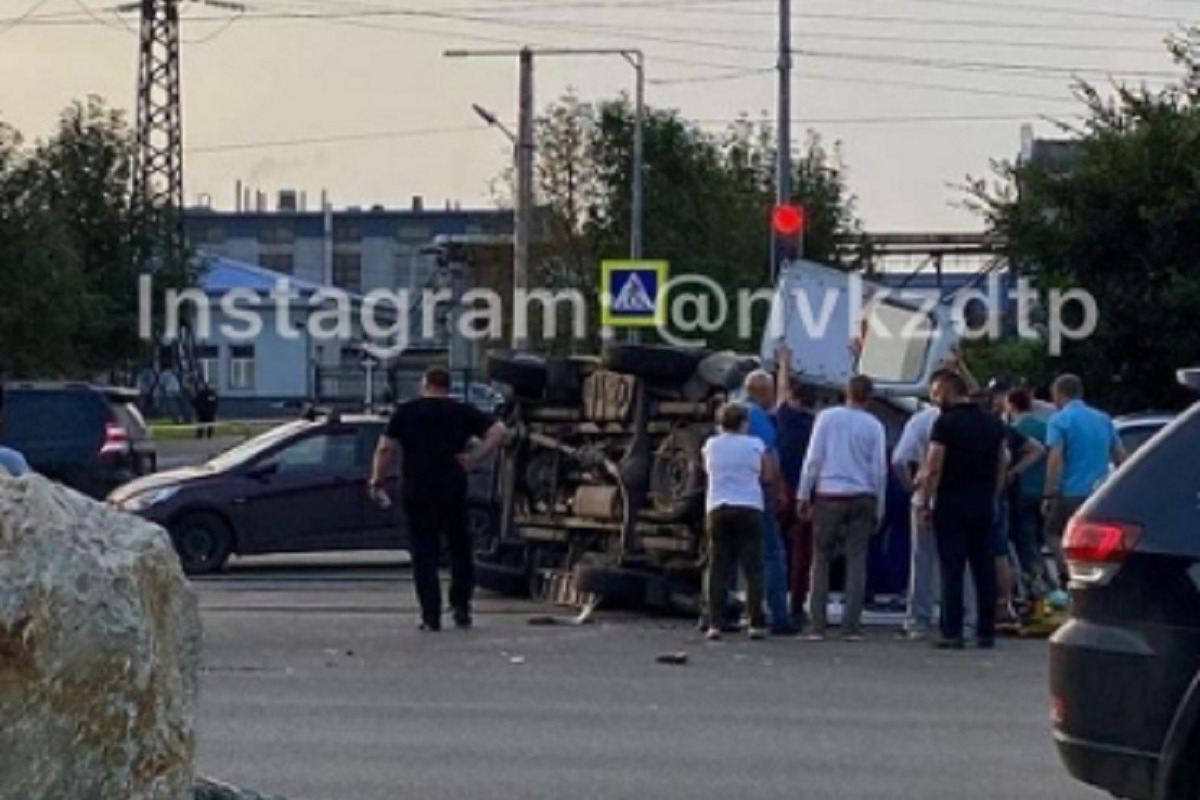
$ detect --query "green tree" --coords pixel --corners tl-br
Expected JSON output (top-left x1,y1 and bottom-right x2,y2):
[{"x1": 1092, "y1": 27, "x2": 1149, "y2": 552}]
[
  {"x1": 0, "y1": 97, "x2": 192, "y2": 381},
  {"x1": 0, "y1": 122, "x2": 90, "y2": 377},
  {"x1": 518, "y1": 93, "x2": 865, "y2": 352},
  {"x1": 967, "y1": 33, "x2": 1200, "y2": 412}
]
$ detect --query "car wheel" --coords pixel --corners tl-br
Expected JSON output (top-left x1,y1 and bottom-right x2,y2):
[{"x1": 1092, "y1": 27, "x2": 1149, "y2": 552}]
[
  {"x1": 487, "y1": 355, "x2": 547, "y2": 399},
  {"x1": 649, "y1": 427, "x2": 706, "y2": 522},
  {"x1": 170, "y1": 512, "x2": 233, "y2": 575},
  {"x1": 474, "y1": 544, "x2": 531, "y2": 597},
  {"x1": 601, "y1": 344, "x2": 702, "y2": 383}
]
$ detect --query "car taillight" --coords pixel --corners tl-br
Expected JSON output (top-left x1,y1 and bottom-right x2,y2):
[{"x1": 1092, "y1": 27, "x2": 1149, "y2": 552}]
[
  {"x1": 1063, "y1": 518, "x2": 1141, "y2": 586},
  {"x1": 100, "y1": 421, "x2": 130, "y2": 457},
  {"x1": 1050, "y1": 696, "x2": 1065, "y2": 727}
]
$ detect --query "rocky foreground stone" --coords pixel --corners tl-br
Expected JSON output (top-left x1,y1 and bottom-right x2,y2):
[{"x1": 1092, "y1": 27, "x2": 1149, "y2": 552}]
[{"x1": 0, "y1": 473, "x2": 201, "y2": 800}]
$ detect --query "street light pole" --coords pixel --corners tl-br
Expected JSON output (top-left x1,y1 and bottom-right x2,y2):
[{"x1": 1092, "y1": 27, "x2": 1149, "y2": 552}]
[
  {"x1": 514, "y1": 47, "x2": 535, "y2": 351},
  {"x1": 446, "y1": 46, "x2": 648, "y2": 343}
]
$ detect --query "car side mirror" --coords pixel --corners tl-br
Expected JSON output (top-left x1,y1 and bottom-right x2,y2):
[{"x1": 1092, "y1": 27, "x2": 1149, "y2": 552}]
[{"x1": 246, "y1": 460, "x2": 279, "y2": 480}]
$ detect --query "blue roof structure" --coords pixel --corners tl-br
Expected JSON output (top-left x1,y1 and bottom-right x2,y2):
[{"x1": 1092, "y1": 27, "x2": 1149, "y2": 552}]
[{"x1": 197, "y1": 254, "x2": 344, "y2": 298}]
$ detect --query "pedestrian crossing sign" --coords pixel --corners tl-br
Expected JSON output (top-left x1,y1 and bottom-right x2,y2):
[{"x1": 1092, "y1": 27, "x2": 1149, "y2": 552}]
[{"x1": 601, "y1": 260, "x2": 669, "y2": 327}]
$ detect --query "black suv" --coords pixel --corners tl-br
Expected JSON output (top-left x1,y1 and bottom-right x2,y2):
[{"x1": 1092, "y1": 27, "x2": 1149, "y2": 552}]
[
  {"x1": 1050, "y1": 370, "x2": 1200, "y2": 800},
  {"x1": 0, "y1": 383, "x2": 157, "y2": 499}
]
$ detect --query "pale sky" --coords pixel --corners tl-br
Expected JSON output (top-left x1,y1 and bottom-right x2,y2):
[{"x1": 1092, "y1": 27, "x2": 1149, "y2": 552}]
[{"x1": 0, "y1": 0, "x2": 1192, "y2": 230}]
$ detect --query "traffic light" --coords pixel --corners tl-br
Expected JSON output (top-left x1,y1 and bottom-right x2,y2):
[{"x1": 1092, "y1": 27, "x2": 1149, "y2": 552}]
[{"x1": 772, "y1": 203, "x2": 805, "y2": 267}]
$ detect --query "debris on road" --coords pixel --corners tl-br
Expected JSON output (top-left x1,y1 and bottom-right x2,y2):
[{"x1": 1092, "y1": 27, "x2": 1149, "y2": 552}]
[
  {"x1": 656, "y1": 652, "x2": 689, "y2": 666},
  {"x1": 195, "y1": 777, "x2": 290, "y2": 800}
]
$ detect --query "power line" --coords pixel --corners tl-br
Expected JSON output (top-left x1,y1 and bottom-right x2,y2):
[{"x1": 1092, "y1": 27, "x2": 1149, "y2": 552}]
[
  {"x1": 185, "y1": 111, "x2": 1081, "y2": 156},
  {"x1": 3, "y1": 2, "x2": 1182, "y2": 83},
  {"x1": 242, "y1": 7, "x2": 1182, "y2": 81},
  {"x1": 650, "y1": 66, "x2": 773, "y2": 85},
  {"x1": 8, "y1": 1, "x2": 1178, "y2": 35},
  {"x1": 855, "y1": 0, "x2": 1191, "y2": 25},
  {"x1": 0, "y1": 0, "x2": 53, "y2": 35},
  {"x1": 186, "y1": 124, "x2": 489, "y2": 153},
  {"x1": 698, "y1": 112, "x2": 1082, "y2": 125}
]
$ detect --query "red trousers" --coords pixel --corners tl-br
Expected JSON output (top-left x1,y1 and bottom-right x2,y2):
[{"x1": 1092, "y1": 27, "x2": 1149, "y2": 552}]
[{"x1": 780, "y1": 495, "x2": 814, "y2": 611}]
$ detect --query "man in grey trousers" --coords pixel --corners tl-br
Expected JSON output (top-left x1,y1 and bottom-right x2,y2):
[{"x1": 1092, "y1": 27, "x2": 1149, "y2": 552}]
[{"x1": 796, "y1": 375, "x2": 888, "y2": 641}]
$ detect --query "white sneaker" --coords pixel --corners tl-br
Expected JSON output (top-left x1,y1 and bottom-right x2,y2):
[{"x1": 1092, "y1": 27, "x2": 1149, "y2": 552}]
[
  {"x1": 748, "y1": 627, "x2": 767, "y2": 641},
  {"x1": 705, "y1": 628, "x2": 722, "y2": 641}
]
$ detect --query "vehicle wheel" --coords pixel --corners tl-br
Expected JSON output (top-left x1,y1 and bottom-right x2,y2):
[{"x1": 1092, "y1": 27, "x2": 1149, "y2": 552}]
[
  {"x1": 601, "y1": 344, "x2": 702, "y2": 383},
  {"x1": 487, "y1": 354, "x2": 547, "y2": 399},
  {"x1": 695, "y1": 350, "x2": 760, "y2": 391},
  {"x1": 649, "y1": 428, "x2": 706, "y2": 522},
  {"x1": 475, "y1": 547, "x2": 530, "y2": 596},
  {"x1": 170, "y1": 512, "x2": 232, "y2": 575}
]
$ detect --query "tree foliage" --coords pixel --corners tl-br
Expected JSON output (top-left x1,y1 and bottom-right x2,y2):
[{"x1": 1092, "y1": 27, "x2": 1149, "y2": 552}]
[
  {"x1": 512, "y1": 93, "x2": 865, "y2": 352},
  {"x1": 967, "y1": 33, "x2": 1200, "y2": 412},
  {"x1": 0, "y1": 97, "x2": 188, "y2": 380}
]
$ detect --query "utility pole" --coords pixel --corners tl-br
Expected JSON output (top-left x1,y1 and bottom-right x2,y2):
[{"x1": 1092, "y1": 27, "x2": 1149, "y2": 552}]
[
  {"x1": 514, "y1": 47, "x2": 535, "y2": 351},
  {"x1": 123, "y1": 0, "x2": 242, "y2": 404},
  {"x1": 773, "y1": 0, "x2": 793, "y2": 284}
]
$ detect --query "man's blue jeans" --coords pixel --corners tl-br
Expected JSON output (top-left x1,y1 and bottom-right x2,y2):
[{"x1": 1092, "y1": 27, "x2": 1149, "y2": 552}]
[{"x1": 761, "y1": 493, "x2": 792, "y2": 631}]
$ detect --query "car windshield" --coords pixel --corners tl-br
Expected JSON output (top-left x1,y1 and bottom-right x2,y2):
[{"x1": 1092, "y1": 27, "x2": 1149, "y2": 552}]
[{"x1": 205, "y1": 421, "x2": 311, "y2": 471}]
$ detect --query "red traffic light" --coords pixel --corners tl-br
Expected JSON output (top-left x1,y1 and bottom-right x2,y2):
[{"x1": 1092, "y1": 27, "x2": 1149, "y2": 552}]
[{"x1": 772, "y1": 204, "x2": 805, "y2": 236}]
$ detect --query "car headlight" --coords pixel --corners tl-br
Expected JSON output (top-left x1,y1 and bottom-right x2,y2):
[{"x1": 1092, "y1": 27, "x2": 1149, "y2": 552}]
[{"x1": 121, "y1": 486, "x2": 181, "y2": 512}]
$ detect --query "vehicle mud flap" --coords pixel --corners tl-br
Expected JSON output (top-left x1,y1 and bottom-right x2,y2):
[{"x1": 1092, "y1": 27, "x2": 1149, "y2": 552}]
[
  {"x1": 575, "y1": 565, "x2": 662, "y2": 607},
  {"x1": 601, "y1": 344, "x2": 703, "y2": 384}
]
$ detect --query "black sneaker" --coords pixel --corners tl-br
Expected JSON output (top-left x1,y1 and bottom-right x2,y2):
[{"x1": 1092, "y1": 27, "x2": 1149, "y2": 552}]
[
  {"x1": 453, "y1": 611, "x2": 473, "y2": 629},
  {"x1": 419, "y1": 621, "x2": 441, "y2": 632},
  {"x1": 934, "y1": 638, "x2": 965, "y2": 650}
]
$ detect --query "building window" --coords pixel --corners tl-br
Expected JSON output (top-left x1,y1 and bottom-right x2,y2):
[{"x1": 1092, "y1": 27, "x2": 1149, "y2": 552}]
[
  {"x1": 259, "y1": 252, "x2": 295, "y2": 274},
  {"x1": 195, "y1": 344, "x2": 220, "y2": 386},
  {"x1": 199, "y1": 224, "x2": 224, "y2": 245},
  {"x1": 396, "y1": 223, "x2": 432, "y2": 242},
  {"x1": 333, "y1": 252, "x2": 363, "y2": 293},
  {"x1": 229, "y1": 345, "x2": 255, "y2": 390},
  {"x1": 258, "y1": 222, "x2": 294, "y2": 245},
  {"x1": 333, "y1": 221, "x2": 362, "y2": 244}
]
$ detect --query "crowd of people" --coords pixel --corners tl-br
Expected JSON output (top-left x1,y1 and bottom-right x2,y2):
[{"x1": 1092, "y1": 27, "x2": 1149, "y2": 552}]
[{"x1": 701, "y1": 349, "x2": 1126, "y2": 648}]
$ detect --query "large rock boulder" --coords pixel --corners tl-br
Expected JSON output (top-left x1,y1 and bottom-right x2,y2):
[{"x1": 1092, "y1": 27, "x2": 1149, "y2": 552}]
[{"x1": 0, "y1": 473, "x2": 201, "y2": 800}]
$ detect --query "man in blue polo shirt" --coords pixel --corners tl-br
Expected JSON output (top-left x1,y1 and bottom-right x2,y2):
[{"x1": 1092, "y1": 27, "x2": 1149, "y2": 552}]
[
  {"x1": 743, "y1": 370, "x2": 797, "y2": 635},
  {"x1": 1042, "y1": 374, "x2": 1125, "y2": 585}
]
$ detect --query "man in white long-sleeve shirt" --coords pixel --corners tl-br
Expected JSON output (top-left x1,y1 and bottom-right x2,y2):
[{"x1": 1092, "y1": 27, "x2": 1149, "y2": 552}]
[{"x1": 797, "y1": 375, "x2": 888, "y2": 641}]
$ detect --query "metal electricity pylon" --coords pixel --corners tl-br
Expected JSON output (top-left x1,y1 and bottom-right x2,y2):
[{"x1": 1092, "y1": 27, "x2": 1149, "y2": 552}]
[{"x1": 119, "y1": 0, "x2": 242, "y2": 410}]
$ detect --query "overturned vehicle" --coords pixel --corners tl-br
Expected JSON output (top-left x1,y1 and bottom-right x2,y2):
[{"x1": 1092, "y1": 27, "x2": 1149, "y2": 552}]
[{"x1": 470, "y1": 261, "x2": 960, "y2": 611}]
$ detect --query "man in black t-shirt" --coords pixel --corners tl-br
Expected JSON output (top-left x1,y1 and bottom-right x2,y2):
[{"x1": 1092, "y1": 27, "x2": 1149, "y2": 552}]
[
  {"x1": 369, "y1": 366, "x2": 506, "y2": 631},
  {"x1": 920, "y1": 371, "x2": 1008, "y2": 649}
]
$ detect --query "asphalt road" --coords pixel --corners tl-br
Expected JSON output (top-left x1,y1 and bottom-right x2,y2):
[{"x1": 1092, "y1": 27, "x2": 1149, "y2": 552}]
[{"x1": 194, "y1": 559, "x2": 1105, "y2": 800}]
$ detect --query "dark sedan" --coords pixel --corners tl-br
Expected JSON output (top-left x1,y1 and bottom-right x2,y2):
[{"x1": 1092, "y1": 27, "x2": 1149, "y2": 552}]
[{"x1": 109, "y1": 412, "x2": 414, "y2": 574}]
